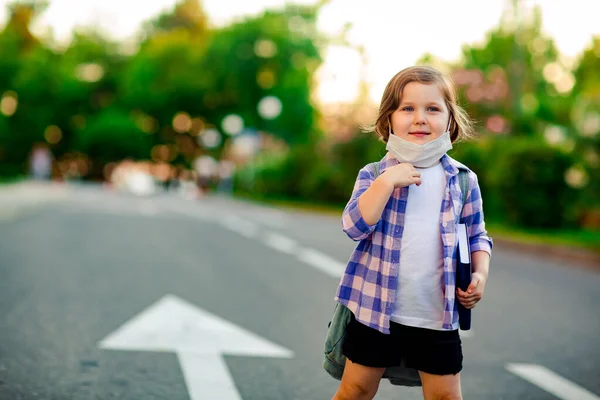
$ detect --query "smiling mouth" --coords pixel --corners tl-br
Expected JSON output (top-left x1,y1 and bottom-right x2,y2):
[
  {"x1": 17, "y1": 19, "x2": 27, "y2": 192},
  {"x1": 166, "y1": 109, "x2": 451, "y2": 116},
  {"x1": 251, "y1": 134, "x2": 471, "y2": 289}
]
[{"x1": 409, "y1": 132, "x2": 430, "y2": 135}]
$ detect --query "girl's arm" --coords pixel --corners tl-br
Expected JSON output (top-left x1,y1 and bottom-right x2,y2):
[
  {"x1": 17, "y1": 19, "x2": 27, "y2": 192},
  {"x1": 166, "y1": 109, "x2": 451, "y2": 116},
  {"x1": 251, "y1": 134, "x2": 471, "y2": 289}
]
[
  {"x1": 355, "y1": 163, "x2": 421, "y2": 225},
  {"x1": 457, "y1": 172, "x2": 492, "y2": 308},
  {"x1": 457, "y1": 250, "x2": 490, "y2": 308},
  {"x1": 357, "y1": 176, "x2": 394, "y2": 225},
  {"x1": 342, "y1": 168, "x2": 382, "y2": 241},
  {"x1": 464, "y1": 173, "x2": 493, "y2": 256},
  {"x1": 342, "y1": 163, "x2": 421, "y2": 241},
  {"x1": 472, "y1": 250, "x2": 490, "y2": 282},
  {"x1": 342, "y1": 167, "x2": 390, "y2": 241}
]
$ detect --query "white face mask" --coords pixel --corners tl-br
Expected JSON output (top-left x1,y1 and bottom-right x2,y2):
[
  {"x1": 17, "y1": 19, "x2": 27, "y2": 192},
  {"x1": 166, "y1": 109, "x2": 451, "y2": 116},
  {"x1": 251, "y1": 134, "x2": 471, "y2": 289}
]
[{"x1": 386, "y1": 123, "x2": 453, "y2": 168}]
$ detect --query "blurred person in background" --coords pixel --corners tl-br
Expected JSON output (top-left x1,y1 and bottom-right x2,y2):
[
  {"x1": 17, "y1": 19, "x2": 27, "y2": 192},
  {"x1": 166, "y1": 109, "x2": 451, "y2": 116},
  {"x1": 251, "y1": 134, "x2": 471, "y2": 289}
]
[
  {"x1": 216, "y1": 159, "x2": 236, "y2": 194},
  {"x1": 331, "y1": 66, "x2": 492, "y2": 400},
  {"x1": 29, "y1": 144, "x2": 53, "y2": 181},
  {"x1": 193, "y1": 155, "x2": 218, "y2": 197}
]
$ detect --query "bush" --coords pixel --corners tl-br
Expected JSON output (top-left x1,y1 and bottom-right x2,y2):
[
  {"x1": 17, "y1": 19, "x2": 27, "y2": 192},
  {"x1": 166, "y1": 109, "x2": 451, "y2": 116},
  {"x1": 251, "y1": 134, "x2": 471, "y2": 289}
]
[
  {"x1": 488, "y1": 138, "x2": 581, "y2": 228},
  {"x1": 234, "y1": 143, "x2": 319, "y2": 200},
  {"x1": 234, "y1": 132, "x2": 384, "y2": 206}
]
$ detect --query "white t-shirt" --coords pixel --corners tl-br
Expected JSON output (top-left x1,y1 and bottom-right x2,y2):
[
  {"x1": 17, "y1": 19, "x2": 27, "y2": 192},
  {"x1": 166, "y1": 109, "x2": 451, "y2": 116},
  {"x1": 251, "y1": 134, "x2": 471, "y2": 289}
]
[{"x1": 390, "y1": 162, "x2": 448, "y2": 330}]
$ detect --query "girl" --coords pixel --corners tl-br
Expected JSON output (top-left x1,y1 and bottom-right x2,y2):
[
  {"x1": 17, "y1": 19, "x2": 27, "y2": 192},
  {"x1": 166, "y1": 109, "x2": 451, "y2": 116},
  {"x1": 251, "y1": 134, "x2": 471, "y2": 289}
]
[{"x1": 333, "y1": 66, "x2": 492, "y2": 400}]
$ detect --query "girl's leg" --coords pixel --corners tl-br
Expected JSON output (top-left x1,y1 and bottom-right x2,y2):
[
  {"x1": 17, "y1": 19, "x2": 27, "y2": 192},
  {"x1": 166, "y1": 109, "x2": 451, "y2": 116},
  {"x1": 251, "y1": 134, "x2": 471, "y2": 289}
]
[
  {"x1": 418, "y1": 371, "x2": 462, "y2": 400},
  {"x1": 332, "y1": 359, "x2": 385, "y2": 400}
]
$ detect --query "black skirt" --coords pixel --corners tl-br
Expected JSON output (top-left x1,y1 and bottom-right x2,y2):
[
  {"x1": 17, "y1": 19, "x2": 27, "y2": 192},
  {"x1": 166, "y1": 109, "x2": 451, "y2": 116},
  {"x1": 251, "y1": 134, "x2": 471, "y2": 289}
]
[{"x1": 342, "y1": 313, "x2": 463, "y2": 376}]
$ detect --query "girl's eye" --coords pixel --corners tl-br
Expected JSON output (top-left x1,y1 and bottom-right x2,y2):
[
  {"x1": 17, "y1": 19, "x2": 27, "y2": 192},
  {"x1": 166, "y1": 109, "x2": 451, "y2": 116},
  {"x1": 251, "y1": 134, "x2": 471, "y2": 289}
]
[
  {"x1": 402, "y1": 106, "x2": 413, "y2": 111},
  {"x1": 428, "y1": 106, "x2": 440, "y2": 112}
]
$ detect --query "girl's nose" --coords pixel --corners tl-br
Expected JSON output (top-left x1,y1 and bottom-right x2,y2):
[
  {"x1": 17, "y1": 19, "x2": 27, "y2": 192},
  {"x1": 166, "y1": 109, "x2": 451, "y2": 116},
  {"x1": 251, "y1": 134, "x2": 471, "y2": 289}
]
[{"x1": 413, "y1": 109, "x2": 426, "y2": 125}]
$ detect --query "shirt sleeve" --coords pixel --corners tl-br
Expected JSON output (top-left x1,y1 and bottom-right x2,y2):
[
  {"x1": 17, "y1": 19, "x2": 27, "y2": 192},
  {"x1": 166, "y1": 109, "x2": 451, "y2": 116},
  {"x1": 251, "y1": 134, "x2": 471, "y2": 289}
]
[
  {"x1": 463, "y1": 172, "x2": 493, "y2": 257},
  {"x1": 341, "y1": 166, "x2": 379, "y2": 241}
]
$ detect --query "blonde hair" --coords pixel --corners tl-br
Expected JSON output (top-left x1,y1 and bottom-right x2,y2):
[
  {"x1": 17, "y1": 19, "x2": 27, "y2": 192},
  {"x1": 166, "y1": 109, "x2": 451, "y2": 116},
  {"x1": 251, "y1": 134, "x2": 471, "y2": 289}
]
[{"x1": 367, "y1": 66, "x2": 475, "y2": 143}]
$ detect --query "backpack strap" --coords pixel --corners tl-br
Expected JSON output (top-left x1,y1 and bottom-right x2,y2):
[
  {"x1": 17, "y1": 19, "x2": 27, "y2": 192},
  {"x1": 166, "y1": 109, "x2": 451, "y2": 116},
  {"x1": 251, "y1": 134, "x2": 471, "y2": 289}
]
[{"x1": 457, "y1": 169, "x2": 470, "y2": 223}]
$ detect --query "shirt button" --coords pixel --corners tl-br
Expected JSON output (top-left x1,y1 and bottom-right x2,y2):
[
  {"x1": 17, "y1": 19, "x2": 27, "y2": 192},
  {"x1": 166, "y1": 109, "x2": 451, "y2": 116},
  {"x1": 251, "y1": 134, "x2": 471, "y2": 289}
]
[{"x1": 442, "y1": 222, "x2": 447, "y2": 227}]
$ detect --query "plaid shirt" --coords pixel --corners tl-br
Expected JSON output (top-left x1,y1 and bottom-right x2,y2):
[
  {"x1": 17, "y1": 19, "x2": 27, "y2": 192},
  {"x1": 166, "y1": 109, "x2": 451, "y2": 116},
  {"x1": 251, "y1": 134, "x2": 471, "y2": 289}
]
[{"x1": 336, "y1": 153, "x2": 493, "y2": 334}]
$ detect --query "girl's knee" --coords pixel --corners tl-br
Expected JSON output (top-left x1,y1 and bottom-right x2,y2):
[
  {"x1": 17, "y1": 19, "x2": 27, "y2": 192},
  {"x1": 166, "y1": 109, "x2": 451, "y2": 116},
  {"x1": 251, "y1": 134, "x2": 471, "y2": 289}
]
[
  {"x1": 424, "y1": 386, "x2": 462, "y2": 400},
  {"x1": 420, "y1": 371, "x2": 462, "y2": 400},
  {"x1": 438, "y1": 392, "x2": 462, "y2": 400},
  {"x1": 333, "y1": 380, "x2": 378, "y2": 400}
]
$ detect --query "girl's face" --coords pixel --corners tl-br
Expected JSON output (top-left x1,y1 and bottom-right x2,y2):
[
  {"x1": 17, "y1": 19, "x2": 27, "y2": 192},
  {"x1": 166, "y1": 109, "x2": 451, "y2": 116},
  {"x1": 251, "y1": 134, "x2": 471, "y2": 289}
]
[{"x1": 389, "y1": 82, "x2": 450, "y2": 145}]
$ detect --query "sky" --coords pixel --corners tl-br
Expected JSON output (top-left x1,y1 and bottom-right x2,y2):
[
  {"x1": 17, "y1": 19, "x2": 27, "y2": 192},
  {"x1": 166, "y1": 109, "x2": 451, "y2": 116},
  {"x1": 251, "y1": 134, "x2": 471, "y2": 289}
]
[{"x1": 0, "y1": 0, "x2": 598, "y2": 104}]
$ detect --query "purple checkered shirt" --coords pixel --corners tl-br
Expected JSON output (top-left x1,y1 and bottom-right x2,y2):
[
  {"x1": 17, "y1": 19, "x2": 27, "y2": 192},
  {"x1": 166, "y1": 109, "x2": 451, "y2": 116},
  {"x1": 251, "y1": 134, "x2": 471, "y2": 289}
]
[{"x1": 336, "y1": 153, "x2": 493, "y2": 334}]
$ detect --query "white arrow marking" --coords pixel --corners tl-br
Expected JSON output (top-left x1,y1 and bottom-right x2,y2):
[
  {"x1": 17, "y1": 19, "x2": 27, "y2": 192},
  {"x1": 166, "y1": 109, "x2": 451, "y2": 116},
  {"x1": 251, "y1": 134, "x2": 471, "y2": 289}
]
[
  {"x1": 99, "y1": 295, "x2": 293, "y2": 400},
  {"x1": 506, "y1": 363, "x2": 600, "y2": 400}
]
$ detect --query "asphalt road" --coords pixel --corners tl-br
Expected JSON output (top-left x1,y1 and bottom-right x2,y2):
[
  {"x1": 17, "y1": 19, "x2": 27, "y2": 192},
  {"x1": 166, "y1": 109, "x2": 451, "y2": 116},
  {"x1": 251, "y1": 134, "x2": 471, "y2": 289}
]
[{"x1": 0, "y1": 183, "x2": 598, "y2": 400}]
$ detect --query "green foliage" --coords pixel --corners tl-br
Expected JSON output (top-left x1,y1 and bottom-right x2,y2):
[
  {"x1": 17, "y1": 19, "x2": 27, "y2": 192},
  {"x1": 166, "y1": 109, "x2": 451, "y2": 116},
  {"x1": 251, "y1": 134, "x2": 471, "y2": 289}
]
[
  {"x1": 0, "y1": 0, "x2": 323, "y2": 177},
  {"x1": 196, "y1": 7, "x2": 321, "y2": 145},
  {"x1": 235, "y1": 143, "x2": 321, "y2": 201},
  {"x1": 492, "y1": 139, "x2": 579, "y2": 228},
  {"x1": 74, "y1": 108, "x2": 151, "y2": 173},
  {"x1": 451, "y1": 4, "x2": 572, "y2": 136},
  {"x1": 452, "y1": 136, "x2": 587, "y2": 229},
  {"x1": 235, "y1": 132, "x2": 384, "y2": 205}
]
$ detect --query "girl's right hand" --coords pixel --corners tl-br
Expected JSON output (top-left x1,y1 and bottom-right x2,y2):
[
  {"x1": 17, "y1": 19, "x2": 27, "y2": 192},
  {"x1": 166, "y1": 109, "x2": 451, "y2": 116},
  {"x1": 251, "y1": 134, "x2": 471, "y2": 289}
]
[{"x1": 378, "y1": 163, "x2": 421, "y2": 188}]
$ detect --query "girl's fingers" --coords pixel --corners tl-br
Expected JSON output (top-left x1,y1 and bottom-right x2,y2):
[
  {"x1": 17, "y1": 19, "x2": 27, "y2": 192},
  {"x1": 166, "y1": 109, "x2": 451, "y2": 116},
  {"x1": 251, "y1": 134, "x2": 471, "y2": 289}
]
[
  {"x1": 458, "y1": 297, "x2": 479, "y2": 308},
  {"x1": 457, "y1": 289, "x2": 480, "y2": 299}
]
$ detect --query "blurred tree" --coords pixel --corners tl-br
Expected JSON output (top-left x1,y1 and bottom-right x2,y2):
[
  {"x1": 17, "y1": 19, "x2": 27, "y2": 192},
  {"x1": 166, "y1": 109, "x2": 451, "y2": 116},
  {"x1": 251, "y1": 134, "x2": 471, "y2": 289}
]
[
  {"x1": 143, "y1": 0, "x2": 209, "y2": 37},
  {"x1": 57, "y1": 32, "x2": 126, "y2": 147},
  {"x1": 570, "y1": 37, "x2": 600, "y2": 226},
  {"x1": 120, "y1": 0, "x2": 211, "y2": 159},
  {"x1": 120, "y1": 1, "x2": 324, "y2": 170},
  {"x1": 447, "y1": 2, "x2": 571, "y2": 136},
  {"x1": 197, "y1": 4, "x2": 323, "y2": 145},
  {"x1": 120, "y1": 27, "x2": 209, "y2": 127},
  {"x1": 0, "y1": 1, "x2": 49, "y2": 174},
  {"x1": 1, "y1": 0, "x2": 48, "y2": 50},
  {"x1": 73, "y1": 108, "x2": 151, "y2": 178}
]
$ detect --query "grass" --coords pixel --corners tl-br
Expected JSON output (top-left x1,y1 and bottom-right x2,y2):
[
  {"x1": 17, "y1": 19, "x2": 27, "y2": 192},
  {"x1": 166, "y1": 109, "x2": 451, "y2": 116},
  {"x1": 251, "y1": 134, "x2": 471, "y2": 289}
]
[
  {"x1": 234, "y1": 192, "x2": 600, "y2": 253},
  {"x1": 0, "y1": 175, "x2": 25, "y2": 185},
  {"x1": 485, "y1": 222, "x2": 600, "y2": 254}
]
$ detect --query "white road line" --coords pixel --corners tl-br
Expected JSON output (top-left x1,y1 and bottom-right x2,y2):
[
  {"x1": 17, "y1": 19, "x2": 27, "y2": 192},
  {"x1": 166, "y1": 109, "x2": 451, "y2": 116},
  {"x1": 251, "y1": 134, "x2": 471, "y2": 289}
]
[
  {"x1": 297, "y1": 248, "x2": 345, "y2": 278},
  {"x1": 236, "y1": 206, "x2": 288, "y2": 228},
  {"x1": 243, "y1": 213, "x2": 287, "y2": 228},
  {"x1": 220, "y1": 215, "x2": 259, "y2": 239},
  {"x1": 506, "y1": 363, "x2": 600, "y2": 400},
  {"x1": 263, "y1": 232, "x2": 298, "y2": 254}
]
